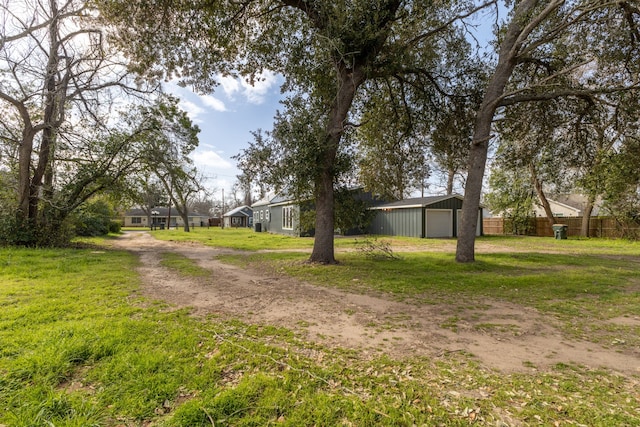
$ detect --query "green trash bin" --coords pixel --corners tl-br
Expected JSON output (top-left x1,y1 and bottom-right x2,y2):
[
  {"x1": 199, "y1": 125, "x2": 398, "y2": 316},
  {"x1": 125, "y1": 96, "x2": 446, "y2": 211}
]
[{"x1": 552, "y1": 224, "x2": 568, "y2": 240}]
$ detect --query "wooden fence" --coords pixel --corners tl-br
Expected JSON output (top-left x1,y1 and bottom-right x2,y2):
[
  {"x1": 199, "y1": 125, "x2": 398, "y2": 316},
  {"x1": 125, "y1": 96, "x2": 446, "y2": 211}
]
[{"x1": 482, "y1": 216, "x2": 640, "y2": 238}]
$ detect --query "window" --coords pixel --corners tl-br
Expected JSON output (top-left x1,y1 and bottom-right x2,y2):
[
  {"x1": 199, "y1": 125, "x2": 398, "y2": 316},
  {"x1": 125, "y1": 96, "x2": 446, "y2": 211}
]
[
  {"x1": 265, "y1": 210, "x2": 270, "y2": 221},
  {"x1": 282, "y1": 206, "x2": 293, "y2": 230},
  {"x1": 132, "y1": 217, "x2": 142, "y2": 224},
  {"x1": 260, "y1": 210, "x2": 264, "y2": 220}
]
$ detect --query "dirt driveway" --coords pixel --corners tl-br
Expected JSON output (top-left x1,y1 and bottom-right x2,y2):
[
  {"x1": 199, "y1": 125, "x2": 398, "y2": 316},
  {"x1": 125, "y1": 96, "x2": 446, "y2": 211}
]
[{"x1": 111, "y1": 231, "x2": 640, "y2": 376}]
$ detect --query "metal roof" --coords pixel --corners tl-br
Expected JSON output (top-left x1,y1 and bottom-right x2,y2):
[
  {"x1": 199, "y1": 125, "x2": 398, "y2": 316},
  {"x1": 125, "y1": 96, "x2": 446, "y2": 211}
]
[
  {"x1": 251, "y1": 195, "x2": 276, "y2": 207},
  {"x1": 371, "y1": 194, "x2": 464, "y2": 210}
]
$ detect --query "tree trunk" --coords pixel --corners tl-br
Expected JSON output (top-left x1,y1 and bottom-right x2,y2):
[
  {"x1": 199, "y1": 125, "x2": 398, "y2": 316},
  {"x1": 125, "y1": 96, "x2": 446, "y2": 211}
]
[
  {"x1": 456, "y1": 133, "x2": 489, "y2": 262},
  {"x1": 310, "y1": 167, "x2": 336, "y2": 263},
  {"x1": 581, "y1": 195, "x2": 595, "y2": 237},
  {"x1": 446, "y1": 169, "x2": 455, "y2": 195},
  {"x1": 530, "y1": 162, "x2": 556, "y2": 231},
  {"x1": 181, "y1": 210, "x2": 190, "y2": 232},
  {"x1": 16, "y1": 129, "x2": 36, "y2": 222},
  {"x1": 456, "y1": 0, "x2": 538, "y2": 263},
  {"x1": 309, "y1": 67, "x2": 364, "y2": 264},
  {"x1": 22, "y1": 0, "x2": 60, "y2": 232}
]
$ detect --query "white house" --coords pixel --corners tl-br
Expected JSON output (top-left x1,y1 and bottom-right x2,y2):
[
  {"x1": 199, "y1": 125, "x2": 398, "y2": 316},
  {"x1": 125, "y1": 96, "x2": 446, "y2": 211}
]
[{"x1": 533, "y1": 195, "x2": 602, "y2": 218}]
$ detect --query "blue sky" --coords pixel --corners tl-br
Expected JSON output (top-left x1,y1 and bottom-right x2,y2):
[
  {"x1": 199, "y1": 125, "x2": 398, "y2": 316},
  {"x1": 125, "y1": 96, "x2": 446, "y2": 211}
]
[{"x1": 166, "y1": 71, "x2": 284, "y2": 201}]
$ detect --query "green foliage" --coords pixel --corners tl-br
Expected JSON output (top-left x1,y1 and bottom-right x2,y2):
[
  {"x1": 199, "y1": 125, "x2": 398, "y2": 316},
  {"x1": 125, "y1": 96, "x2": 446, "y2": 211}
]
[
  {"x1": 139, "y1": 94, "x2": 204, "y2": 232},
  {"x1": 485, "y1": 167, "x2": 535, "y2": 235},
  {"x1": 108, "y1": 220, "x2": 122, "y2": 234},
  {"x1": 297, "y1": 207, "x2": 316, "y2": 237},
  {"x1": 0, "y1": 174, "x2": 29, "y2": 246},
  {"x1": 297, "y1": 189, "x2": 377, "y2": 236},
  {"x1": 72, "y1": 199, "x2": 115, "y2": 237},
  {"x1": 0, "y1": 214, "x2": 75, "y2": 247},
  {"x1": 232, "y1": 130, "x2": 274, "y2": 201},
  {"x1": 333, "y1": 188, "x2": 377, "y2": 235},
  {"x1": 356, "y1": 85, "x2": 431, "y2": 200},
  {"x1": 0, "y1": 215, "x2": 32, "y2": 247},
  {"x1": 98, "y1": 0, "x2": 485, "y2": 264},
  {"x1": 595, "y1": 117, "x2": 640, "y2": 238}
]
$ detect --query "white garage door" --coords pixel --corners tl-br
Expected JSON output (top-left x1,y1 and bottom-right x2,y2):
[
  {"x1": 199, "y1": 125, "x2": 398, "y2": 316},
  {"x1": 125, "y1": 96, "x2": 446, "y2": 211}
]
[{"x1": 426, "y1": 210, "x2": 453, "y2": 238}]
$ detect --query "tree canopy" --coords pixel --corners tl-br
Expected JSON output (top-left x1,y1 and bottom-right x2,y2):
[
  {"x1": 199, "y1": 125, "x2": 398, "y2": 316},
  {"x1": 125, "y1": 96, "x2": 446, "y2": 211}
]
[
  {"x1": 457, "y1": 0, "x2": 640, "y2": 262},
  {"x1": 0, "y1": 0, "x2": 208, "y2": 245},
  {"x1": 0, "y1": 0, "x2": 157, "y2": 244},
  {"x1": 99, "y1": 0, "x2": 493, "y2": 262}
]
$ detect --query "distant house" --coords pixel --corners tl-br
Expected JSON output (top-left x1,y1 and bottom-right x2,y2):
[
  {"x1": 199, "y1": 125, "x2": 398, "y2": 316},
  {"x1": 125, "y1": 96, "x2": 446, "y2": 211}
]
[
  {"x1": 123, "y1": 207, "x2": 208, "y2": 228},
  {"x1": 252, "y1": 196, "x2": 275, "y2": 233},
  {"x1": 368, "y1": 194, "x2": 483, "y2": 238},
  {"x1": 251, "y1": 189, "x2": 382, "y2": 237},
  {"x1": 223, "y1": 205, "x2": 253, "y2": 228},
  {"x1": 533, "y1": 195, "x2": 602, "y2": 218},
  {"x1": 262, "y1": 193, "x2": 306, "y2": 236},
  {"x1": 250, "y1": 191, "x2": 483, "y2": 239}
]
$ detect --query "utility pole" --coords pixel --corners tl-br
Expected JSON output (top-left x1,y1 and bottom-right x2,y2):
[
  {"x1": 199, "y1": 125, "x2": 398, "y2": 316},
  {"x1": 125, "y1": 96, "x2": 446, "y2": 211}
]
[{"x1": 221, "y1": 188, "x2": 224, "y2": 229}]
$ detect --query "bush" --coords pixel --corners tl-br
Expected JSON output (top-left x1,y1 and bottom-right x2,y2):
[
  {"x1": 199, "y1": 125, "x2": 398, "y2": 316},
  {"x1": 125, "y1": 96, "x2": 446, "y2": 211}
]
[
  {"x1": 0, "y1": 213, "x2": 75, "y2": 247},
  {"x1": 73, "y1": 199, "x2": 114, "y2": 237},
  {"x1": 0, "y1": 215, "x2": 33, "y2": 246},
  {"x1": 108, "y1": 220, "x2": 122, "y2": 234}
]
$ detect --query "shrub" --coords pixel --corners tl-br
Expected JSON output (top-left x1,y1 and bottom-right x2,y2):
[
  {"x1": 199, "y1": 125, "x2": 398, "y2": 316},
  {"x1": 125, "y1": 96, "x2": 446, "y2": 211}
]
[
  {"x1": 108, "y1": 220, "x2": 122, "y2": 234},
  {"x1": 73, "y1": 199, "x2": 114, "y2": 237}
]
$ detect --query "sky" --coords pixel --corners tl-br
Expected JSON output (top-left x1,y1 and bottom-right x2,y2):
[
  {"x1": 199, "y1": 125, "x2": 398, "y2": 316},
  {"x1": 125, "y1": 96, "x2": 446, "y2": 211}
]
[{"x1": 166, "y1": 72, "x2": 284, "y2": 203}]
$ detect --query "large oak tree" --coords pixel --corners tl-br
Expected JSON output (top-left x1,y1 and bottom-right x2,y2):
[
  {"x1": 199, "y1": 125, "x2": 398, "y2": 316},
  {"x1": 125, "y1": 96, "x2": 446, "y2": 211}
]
[
  {"x1": 456, "y1": 0, "x2": 640, "y2": 262},
  {"x1": 0, "y1": 0, "x2": 152, "y2": 244},
  {"x1": 98, "y1": 0, "x2": 492, "y2": 264}
]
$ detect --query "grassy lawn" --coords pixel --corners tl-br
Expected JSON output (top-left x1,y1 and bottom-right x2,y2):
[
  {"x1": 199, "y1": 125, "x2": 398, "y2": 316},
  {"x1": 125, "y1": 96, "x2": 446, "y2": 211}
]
[
  {"x1": 1, "y1": 233, "x2": 639, "y2": 426},
  {"x1": 148, "y1": 225, "x2": 640, "y2": 255},
  {"x1": 148, "y1": 226, "x2": 319, "y2": 251}
]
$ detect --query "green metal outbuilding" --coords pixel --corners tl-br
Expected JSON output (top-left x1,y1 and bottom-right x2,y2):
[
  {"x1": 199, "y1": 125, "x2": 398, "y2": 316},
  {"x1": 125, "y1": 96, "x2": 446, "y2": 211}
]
[{"x1": 368, "y1": 194, "x2": 483, "y2": 238}]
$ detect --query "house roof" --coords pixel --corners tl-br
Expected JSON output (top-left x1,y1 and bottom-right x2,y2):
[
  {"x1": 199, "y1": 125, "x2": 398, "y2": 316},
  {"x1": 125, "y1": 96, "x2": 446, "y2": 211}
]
[
  {"x1": 251, "y1": 195, "x2": 276, "y2": 207},
  {"x1": 266, "y1": 187, "x2": 381, "y2": 207},
  {"x1": 371, "y1": 194, "x2": 465, "y2": 210},
  {"x1": 125, "y1": 207, "x2": 205, "y2": 217},
  {"x1": 544, "y1": 199, "x2": 582, "y2": 214},
  {"x1": 269, "y1": 190, "x2": 304, "y2": 206},
  {"x1": 223, "y1": 205, "x2": 252, "y2": 217}
]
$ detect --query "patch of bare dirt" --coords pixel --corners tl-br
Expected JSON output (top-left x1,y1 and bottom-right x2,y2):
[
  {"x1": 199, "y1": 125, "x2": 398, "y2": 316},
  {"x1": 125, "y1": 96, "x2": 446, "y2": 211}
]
[{"x1": 110, "y1": 231, "x2": 640, "y2": 376}]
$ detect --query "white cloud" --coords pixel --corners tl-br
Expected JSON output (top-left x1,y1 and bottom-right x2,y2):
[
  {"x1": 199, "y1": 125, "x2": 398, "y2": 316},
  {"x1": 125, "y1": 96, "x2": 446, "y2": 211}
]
[
  {"x1": 218, "y1": 75, "x2": 241, "y2": 98},
  {"x1": 214, "y1": 71, "x2": 280, "y2": 105},
  {"x1": 192, "y1": 149, "x2": 234, "y2": 170},
  {"x1": 178, "y1": 99, "x2": 206, "y2": 123},
  {"x1": 200, "y1": 94, "x2": 227, "y2": 112},
  {"x1": 240, "y1": 70, "x2": 279, "y2": 104}
]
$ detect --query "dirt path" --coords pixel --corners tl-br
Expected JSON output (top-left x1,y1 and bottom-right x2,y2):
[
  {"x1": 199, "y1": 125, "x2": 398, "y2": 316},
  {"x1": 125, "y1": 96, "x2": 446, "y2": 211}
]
[{"x1": 111, "y1": 231, "x2": 640, "y2": 376}]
